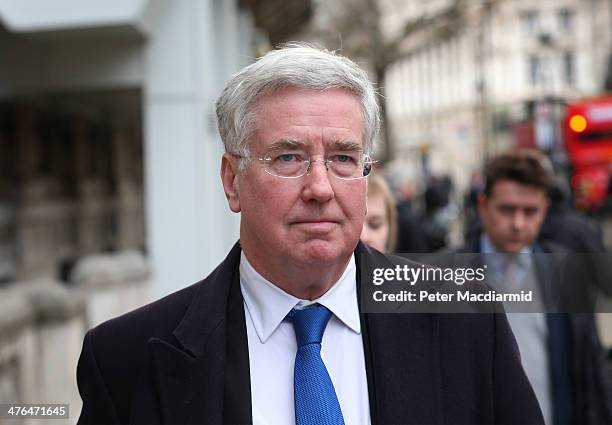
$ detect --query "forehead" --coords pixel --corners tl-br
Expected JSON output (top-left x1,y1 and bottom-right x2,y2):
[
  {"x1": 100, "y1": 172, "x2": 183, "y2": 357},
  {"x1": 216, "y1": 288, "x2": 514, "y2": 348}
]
[
  {"x1": 488, "y1": 180, "x2": 548, "y2": 206},
  {"x1": 250, "y1": 86, "x2": 364, "y2": 150}
]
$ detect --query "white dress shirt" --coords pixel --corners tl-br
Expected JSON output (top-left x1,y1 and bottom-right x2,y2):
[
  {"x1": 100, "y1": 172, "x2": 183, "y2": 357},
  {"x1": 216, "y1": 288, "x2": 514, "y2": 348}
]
[{"x1": 239, "y1": 252, "x2": 371, "y2": 425}]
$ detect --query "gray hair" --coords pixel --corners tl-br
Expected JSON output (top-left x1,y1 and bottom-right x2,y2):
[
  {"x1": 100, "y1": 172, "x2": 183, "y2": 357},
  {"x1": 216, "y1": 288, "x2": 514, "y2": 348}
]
[{"x1": 215, "y1": 43, "x2": 380, "y2": 168}]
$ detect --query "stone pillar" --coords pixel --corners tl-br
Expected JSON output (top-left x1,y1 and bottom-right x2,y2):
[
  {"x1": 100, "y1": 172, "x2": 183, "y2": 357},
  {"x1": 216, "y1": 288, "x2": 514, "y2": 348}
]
[
  {"x1": 15, "y1": 105, "x2": 39, "y2": 185},
  {"x1": 71, "y1": 250, "x2": 151, "y2": 329},
  {"x1": 72, "y1": 116, "x2": 113, "y2": 256},
  {"x1": 72, "y1": 115, "x2": 94, "y2": 255},
  {"x1": 14, "y1": 105, "x2": 49, "y2": 279},
  {"x1": 111, "y1": 117, "x2": 141, "y2": 250},
  {"x1": 0, "y1": 281, "x2": 86, "y2": 425},
  {"x1": 0, "y1": 292, "x2": 36, "y2": 408}
]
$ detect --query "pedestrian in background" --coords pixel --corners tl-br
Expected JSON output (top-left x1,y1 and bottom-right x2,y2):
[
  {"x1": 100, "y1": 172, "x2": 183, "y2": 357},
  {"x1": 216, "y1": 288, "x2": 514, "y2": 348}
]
[
  {"x1": 454, "y1": 150, "x2": 612, "y2": 425},
  {"x1": 361, "y1": 174, "x2": 397, "y2": 253}
]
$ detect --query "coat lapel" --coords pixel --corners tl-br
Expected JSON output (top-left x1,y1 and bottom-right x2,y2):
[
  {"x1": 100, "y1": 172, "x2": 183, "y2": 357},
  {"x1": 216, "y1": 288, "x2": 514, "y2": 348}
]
[
  {"x1": 146, "y1": 243, "x2": 243, "y2": 424},
  {"x1": 365, "y1": 313, "x2": 442, "y2": 424},
  {"x1": 356, "y1": 243, "x2": 442, "y2": 425}
]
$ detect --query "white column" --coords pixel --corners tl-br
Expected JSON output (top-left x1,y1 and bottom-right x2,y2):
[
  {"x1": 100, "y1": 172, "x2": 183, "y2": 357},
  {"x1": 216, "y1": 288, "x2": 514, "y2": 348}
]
[{"x1": 144, "y1": 0, "x2": 242, "y2": 298}]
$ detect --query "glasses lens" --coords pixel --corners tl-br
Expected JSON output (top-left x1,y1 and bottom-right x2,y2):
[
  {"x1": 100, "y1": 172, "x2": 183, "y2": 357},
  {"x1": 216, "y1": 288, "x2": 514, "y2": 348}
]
[
  {"x1": 328, "y1": 154, "x2": 362, "y2": 178},
  {"x1": 266, "y1": 153, "x2": 308, "y2": 177}
]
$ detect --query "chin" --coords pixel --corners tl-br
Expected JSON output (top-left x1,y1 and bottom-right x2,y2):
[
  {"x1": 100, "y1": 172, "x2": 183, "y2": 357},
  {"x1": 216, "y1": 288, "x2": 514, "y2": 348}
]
[
  {"x1": 294, "y1": 239, "x2": 353, "y2": 266},
  {"x1": 505, "y1": 244, "x2": 525, "y2": 254}
]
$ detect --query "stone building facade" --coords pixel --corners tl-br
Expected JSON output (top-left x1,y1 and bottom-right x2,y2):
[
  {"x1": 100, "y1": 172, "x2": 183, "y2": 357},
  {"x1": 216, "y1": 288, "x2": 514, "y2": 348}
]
[{"x1": 382, "y1": 0, "x2": 612, "y2": 189}]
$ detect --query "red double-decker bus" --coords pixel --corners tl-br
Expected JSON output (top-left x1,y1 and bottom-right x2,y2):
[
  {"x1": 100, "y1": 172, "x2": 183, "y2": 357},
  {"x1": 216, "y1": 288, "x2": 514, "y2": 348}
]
[{"x1": 564, "y1": 96, "x2": 612, "y2": 211}]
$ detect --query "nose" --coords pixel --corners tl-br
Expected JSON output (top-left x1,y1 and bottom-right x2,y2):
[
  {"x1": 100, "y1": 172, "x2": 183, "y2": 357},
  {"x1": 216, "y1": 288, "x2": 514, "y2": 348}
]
[
  {"x1": 301, "y1": 160, "x2": 335, "y2": 203},
  {"x1": 511, "y1": 211, "x2": 526, "y2": 231}
]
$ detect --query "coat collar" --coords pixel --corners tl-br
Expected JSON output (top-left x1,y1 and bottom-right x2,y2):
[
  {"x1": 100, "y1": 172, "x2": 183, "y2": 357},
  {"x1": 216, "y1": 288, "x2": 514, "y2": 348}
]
[
  {"x1": 145, "y1": 242, "x2": 242, "y2": 424},
  {"x1": 145, "y1": 241, "x2": 442, "y2": 424}
]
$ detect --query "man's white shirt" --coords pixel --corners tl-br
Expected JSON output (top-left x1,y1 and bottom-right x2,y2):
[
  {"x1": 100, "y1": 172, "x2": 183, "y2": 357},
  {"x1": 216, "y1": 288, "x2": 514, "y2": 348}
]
[{"x1": 240, "y1": 252, "x2": 372, "y2": 425}]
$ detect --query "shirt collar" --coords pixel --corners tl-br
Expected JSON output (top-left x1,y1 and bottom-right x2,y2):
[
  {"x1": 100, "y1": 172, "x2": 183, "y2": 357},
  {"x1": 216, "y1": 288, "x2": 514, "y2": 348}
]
[
  {"x1": 479, "y1": 233, "x2": 533, "y2": 274},
  {"x1": 479, "y1": 233, "x2": 532, "y2": 254},
  {"x1": 239, "y1": 252, "x2": 361, "y2": 343}
]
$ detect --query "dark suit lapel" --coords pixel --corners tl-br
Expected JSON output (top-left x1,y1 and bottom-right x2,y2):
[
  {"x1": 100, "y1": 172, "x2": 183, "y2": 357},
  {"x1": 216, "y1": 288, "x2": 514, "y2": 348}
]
[
  {"x1": 357, "y1": 243, "x2": 442, "y2": 425},
  {"x1": 364, "y1": 312, "x2": 442, "y2": 425},
  {"x1": 147, "y1": 242, "x2": 243, "y2": 425},
  {"x1": 148, "y1": 334, "x2": 225, "y2": 424},
  {"x1": 532, "y1": 243, "x2": 559, "y2": 309},
  {"x1": 223, "y1": 260, "x2": 253, "y2": 424}
]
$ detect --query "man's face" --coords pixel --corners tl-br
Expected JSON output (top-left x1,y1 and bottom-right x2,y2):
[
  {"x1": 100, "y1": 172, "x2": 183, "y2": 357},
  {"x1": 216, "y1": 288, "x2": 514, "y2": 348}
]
[
  {"x1": 478, "y1": 180, "x2": 549, "y2": 253},
  {"x1": 222, "y1": 87, "x2": 367, "y2": 272}
]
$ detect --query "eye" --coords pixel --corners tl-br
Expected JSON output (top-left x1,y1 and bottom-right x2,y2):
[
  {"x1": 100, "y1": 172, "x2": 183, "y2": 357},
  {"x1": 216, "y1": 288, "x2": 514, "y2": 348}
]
[
  {"x1": 332, "y1": 154, "x2": 356, "y2": 163},
  {"x1": 277, "y1": 153, "x2": 302, "y2": 162}
]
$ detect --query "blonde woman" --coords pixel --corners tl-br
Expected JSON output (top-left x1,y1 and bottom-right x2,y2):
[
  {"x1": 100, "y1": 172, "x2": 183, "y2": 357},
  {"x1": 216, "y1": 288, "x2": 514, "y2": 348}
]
[{"x1": 361, "y1": 174, "x2": 397, "y2": 252}]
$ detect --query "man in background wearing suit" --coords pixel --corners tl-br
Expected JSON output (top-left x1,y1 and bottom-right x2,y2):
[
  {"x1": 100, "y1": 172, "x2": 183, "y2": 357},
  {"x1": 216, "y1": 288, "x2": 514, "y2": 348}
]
[
  {"x1": 76, "y1": 44, "x2": 543, "y2": 425},
  {"x1": 455, "y1": 150, "x2": 612, "y2": 424}
]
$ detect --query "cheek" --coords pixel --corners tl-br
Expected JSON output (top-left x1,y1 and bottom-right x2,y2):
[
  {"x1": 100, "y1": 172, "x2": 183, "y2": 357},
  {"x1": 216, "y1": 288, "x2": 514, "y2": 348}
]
[
  {"x1": 493, "y1": 213, "x2": 511, "y2": 229},
  {"x1": 380, "y1": 222, "x2": 390, "y2": 237},
  {"x1": 240, "y1": 181, "x2": 292, "y2": 226},
  {"x1": 343, "y1": 184, "x2": 367, "y2": 216},
  {"x1": 528, "y1": 215, "x2": 546, "y2": 233}
]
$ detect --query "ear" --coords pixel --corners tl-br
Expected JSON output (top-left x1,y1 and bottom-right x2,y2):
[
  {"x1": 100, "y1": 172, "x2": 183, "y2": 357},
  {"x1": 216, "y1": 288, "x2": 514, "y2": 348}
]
[{"x1": 221, "y1": 153, "x2": 241, "y2": 213}]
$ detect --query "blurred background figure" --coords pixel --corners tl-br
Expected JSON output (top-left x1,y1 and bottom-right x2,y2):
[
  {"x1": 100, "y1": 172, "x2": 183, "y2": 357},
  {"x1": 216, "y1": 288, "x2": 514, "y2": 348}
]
[
  {"x1": 455, "y1": 150, "x2": 612, "y2": 425},
  {"x1": 361, "y1": 174, "x2": 397, "y2": 253},
  {"x1": 463, "y1": 171, "x2": 485, "y2": 242},
  {"x1": 421, "y1": 174, "x2": 459, "y2": 251},
  {"x1": 540, "y1": 180, "x2": 608, "y2": 255},
  {"x1": 394, "y1": 177, "x2": 430, "y2": 253}
]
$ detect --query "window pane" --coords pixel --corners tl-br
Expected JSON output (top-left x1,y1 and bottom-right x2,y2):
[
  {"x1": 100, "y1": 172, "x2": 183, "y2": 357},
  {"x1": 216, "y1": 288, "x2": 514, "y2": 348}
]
[
  {"x1": 563, "y1": 51, "x2": 575, "y2": 85},
  {"x1": 558, "y1": 8, "x2": 574, "y2": 31},
  {"x1": 521, "y1": 10, "x2": 540, "y2": 34},
  {"x1": 528, "y1": 54, "x2": 541, "y2": 85}
]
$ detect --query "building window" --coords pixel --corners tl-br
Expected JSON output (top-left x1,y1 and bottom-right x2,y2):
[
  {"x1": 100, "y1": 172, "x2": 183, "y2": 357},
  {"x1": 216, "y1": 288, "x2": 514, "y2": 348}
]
[
  {"x1": 521, "y1": 10, "x2": 540, "y2": 34},
  {"x1": 528, "y1": 54, "x2": 541, "y2": 85},
  {"x1": 563, "y1": 51, "x2": 575, "y2": 85},
  {"x1": 558, "y1": 8, "x2": 574, "y2": 32}
]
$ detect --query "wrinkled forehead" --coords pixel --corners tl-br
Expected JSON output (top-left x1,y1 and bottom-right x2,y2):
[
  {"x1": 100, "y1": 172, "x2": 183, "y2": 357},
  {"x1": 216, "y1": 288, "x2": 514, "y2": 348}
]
[
  {"x1": 487, "y1": 180, "x2": 549, "y2": 206},
  {"x1": 247, "y1": 86, "x2": 366, "y2": 146}
]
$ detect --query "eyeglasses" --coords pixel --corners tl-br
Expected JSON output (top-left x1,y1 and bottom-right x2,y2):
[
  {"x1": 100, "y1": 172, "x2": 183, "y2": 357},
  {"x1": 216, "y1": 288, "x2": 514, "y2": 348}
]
[{"x1": 234, "y1": 151, "x2": 375, "y2": 179}]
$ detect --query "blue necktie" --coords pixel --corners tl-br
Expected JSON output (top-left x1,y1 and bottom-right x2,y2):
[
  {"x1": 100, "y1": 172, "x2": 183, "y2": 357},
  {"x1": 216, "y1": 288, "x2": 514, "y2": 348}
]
[{"x1": 288, "y1": 305, "x2": 345, "y2": 425}]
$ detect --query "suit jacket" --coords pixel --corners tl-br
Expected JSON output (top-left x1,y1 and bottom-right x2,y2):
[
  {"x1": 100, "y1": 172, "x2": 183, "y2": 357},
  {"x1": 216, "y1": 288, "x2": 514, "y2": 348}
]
[
  {"x1": 77, "y1": 241, "x2": 544, "y2": 425},
  {"x1": 450, "y1": 236, "x2": 612, "y2": 425}
]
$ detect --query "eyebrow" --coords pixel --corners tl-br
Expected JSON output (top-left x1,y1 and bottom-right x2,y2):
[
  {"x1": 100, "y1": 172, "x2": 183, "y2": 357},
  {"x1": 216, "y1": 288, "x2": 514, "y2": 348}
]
[
  {"x1": 267, "y1": 139, "x2": 306, "y2": 151},
  {"x1": 327, "y1": 140, "x2": 362, "y2": 151},
  {"x1": 265, "y1": 139, "x2": 362, "y2": 152}
]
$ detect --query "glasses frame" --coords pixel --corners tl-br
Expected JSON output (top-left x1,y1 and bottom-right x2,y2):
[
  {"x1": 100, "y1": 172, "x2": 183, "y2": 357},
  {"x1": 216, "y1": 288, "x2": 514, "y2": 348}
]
[{"x1": 231, "y1": 152, "x2": 376, "y2": 180}]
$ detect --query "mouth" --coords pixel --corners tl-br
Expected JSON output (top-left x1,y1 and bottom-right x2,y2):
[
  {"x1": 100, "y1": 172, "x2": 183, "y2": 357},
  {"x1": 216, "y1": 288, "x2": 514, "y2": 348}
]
[{"x1": 291, "y1": 220, "x2": 339, "y2": 232}]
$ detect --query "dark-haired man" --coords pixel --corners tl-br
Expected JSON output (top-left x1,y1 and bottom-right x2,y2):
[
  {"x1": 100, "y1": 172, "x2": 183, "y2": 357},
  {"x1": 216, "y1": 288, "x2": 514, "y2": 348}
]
[{"x1": 456, "y1": 150, "x2": 612, "y2": 425}]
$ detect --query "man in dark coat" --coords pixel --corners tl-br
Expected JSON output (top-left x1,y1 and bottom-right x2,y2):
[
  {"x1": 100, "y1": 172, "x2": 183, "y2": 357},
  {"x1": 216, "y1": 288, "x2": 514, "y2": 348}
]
[
  {"x1": 76, "y1": 44, "x2": 543, "y2": 425},
  {"x1": 452, "y1": 150, "x2": 612, "y2": 425}
]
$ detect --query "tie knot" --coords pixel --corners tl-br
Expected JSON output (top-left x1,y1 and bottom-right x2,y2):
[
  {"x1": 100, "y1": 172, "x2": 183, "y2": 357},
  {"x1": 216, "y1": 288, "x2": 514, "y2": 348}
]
[{"x1": 288, "y1": 305, "x2": 332, "y2": 347}]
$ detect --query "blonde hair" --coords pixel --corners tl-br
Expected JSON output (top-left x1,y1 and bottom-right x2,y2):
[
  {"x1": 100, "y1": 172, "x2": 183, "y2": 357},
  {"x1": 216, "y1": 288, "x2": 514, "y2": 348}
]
[{"x1": 367, "y1": 174, "x2": 398, "y2": 252}]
